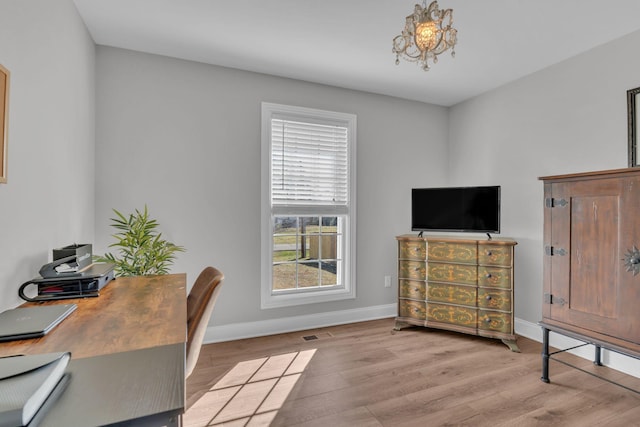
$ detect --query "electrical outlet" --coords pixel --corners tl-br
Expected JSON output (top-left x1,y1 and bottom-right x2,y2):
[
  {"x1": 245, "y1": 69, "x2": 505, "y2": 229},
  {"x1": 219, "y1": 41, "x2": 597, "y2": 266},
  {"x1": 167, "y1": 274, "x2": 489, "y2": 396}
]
[{"x1": 384, "y1": 275, "x2": 391, "y2": 288}]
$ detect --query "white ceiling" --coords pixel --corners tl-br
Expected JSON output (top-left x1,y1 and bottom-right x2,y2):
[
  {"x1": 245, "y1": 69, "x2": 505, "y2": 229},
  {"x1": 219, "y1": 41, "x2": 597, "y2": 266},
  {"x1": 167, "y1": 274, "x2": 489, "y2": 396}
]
[{"x1": 73, "y1": 0, "x2": 640, "y2": 107}]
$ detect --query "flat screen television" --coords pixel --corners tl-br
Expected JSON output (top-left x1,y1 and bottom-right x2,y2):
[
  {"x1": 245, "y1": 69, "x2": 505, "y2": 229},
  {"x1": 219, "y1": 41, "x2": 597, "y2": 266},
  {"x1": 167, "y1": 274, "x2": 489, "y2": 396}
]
[{"x1": 411, "y1": 186, "x2": 501, "y2": 234}]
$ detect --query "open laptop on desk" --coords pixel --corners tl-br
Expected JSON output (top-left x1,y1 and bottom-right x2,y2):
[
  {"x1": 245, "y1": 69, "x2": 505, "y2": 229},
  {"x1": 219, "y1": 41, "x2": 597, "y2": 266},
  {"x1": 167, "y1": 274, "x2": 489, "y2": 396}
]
[{"x1": 0, "y1": 303, "x2": 77, "y2": 342}]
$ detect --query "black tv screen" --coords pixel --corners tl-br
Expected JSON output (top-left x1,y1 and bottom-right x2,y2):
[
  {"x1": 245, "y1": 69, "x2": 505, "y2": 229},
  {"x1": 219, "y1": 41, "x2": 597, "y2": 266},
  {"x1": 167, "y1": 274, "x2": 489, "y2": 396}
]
[{"x1": 411, "y1": 186, "x2": 501, "y2": 234}]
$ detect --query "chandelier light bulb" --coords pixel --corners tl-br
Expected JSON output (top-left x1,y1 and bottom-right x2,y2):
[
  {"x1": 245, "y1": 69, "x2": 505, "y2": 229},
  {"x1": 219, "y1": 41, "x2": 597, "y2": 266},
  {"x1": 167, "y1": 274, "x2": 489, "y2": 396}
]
[{"x1": 415, "y1": 20, "x2": 438, "y2": 51}]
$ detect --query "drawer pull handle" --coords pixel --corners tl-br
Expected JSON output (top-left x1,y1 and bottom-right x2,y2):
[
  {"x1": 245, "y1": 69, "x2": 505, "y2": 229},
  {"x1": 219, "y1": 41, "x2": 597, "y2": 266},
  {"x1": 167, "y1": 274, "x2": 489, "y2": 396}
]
[
  {"x1": 484, "y1": 317, "x2": 492, "y2": 323},
  {"x1": 485, "y1": 295, "x2": 492, "y2": 300},
  {"x1": 486, "y1": 251, "x2": 492, "y2": 256},
  {"x1": 485, "y1": 273, "x2": 492, "y2": 279}
]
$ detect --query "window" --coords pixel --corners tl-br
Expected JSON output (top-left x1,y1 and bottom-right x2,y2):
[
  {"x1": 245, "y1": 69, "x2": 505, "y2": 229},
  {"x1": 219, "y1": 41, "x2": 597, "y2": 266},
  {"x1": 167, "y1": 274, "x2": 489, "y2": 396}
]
[{"x1": 261, "y1": 103, "x2": 356, "y2": 308}]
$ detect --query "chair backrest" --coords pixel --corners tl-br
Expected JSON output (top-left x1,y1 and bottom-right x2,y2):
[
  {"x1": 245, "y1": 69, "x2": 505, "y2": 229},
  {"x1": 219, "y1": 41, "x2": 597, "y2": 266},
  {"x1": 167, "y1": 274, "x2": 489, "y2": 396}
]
[{"x1": 186, "y1": 266, "x2": 224, "y2": 378}]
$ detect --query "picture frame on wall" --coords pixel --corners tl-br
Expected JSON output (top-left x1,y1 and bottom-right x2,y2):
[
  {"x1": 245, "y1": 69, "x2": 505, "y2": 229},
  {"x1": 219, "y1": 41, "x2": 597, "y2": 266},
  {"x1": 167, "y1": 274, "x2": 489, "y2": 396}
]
[
  {"x1": 0, "y1": 63, "x2": 8, "y2": 183},
  {"x1": 627, "y1": 86, "x2": 640, "y2": 168}
]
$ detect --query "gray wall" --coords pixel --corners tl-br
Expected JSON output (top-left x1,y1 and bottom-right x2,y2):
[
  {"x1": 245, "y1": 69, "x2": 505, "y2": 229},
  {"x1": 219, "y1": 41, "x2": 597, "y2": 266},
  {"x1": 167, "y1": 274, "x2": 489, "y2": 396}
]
[
  {"x1": 0, "y1": 0, "x2": 95, "y2": 311},
  {"x1": 449, "y1": 30, "x2": 640, "y2": 325},
  {"x1": 94, "y1": 46, "x2": 449, "y2": 327},
  {"x1": 2, "y1": 0, "x2": 639, "y2": 361},
  {"x1": 448, "y1": 29, "x2": 640, "y2": 376}
]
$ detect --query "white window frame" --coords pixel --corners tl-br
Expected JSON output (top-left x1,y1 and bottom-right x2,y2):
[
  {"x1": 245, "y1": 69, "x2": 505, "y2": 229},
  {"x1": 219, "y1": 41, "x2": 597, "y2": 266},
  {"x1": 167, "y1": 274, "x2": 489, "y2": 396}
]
[{"x1": 261, "y1": 102, "x2": 357, "y2": 309}]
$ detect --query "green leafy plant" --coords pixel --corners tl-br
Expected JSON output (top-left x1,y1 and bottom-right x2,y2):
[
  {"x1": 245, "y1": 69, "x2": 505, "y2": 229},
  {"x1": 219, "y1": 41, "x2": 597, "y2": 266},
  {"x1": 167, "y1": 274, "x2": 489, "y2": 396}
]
[{"x1": 95, "y1": 206, "x2": 185, "y2": 277}]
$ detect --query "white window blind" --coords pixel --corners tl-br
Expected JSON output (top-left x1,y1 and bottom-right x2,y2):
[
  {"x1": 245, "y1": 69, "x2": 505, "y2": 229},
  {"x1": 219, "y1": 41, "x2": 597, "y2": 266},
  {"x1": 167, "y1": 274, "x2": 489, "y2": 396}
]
[{"x1": 271, "y1": 118, "x2": 348, "y2": 208}]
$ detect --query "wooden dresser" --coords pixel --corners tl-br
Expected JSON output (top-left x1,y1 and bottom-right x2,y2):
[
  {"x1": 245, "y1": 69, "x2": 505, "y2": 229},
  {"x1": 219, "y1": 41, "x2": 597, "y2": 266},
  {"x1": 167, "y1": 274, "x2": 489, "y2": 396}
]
[
  {"x1": 394, "y1": 235, "x2": 519, "y2": 351},
  {"x1": 539, "y1": 168, "x2": 640, "y2": 382}
]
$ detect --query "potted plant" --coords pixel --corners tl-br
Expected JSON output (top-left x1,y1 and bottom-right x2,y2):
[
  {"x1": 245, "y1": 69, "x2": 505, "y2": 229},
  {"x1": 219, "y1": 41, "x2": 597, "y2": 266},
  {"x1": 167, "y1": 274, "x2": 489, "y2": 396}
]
[{"x1": 95, "y1": 205, "x2": 185, "y2": 276}]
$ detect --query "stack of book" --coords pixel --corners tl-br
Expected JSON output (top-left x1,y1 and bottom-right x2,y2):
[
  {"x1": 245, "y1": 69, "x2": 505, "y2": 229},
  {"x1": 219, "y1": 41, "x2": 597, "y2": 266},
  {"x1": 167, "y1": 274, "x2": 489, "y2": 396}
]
[{"x1": 0, "y1": 352, "x2": 70, "y2": 427}]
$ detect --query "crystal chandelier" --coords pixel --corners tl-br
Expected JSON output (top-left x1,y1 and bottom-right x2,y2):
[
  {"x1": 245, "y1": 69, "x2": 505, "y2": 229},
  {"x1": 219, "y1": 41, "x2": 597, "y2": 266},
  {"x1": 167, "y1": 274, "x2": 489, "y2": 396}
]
[{"x1": 392, "y1": 0, "x2": 458, "y2": 71}]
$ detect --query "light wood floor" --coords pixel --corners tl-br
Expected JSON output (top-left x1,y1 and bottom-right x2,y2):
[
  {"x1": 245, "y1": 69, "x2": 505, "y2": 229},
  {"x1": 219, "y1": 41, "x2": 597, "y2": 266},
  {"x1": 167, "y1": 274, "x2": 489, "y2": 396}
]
[{"x1": 186, "y1": 318, "x2": 640, "y2": 426}]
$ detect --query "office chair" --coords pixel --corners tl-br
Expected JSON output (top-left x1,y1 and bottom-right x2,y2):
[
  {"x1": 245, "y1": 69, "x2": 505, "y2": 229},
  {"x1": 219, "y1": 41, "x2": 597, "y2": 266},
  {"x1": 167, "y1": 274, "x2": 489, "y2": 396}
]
[{"x1": 186, "y1": 266, "x2": 224, "y2": 378}]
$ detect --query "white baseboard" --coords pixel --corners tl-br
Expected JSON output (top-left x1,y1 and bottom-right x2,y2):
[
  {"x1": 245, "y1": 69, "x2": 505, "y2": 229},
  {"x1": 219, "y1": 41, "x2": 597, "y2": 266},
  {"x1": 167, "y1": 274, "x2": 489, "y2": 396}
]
[
  {"x1": 515, "y1": 318, "x2": 640, "y2": 379},
  {"x1": 204, "y1": 303, "x2": 397, "y2": 344},
  {"x1": 205, "y1": 310, "x2": 639, "y2": 379}
]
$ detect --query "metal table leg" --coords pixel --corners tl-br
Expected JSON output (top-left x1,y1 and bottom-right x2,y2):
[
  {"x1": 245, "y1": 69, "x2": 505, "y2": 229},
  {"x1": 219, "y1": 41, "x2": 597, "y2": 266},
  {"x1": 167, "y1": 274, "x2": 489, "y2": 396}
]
[
  {"x1": 594, "y1": 344, "x2": 603, "y2": 366},
  {"x1": 541, "y1": 326, "x2": 550, "y2": 383}
]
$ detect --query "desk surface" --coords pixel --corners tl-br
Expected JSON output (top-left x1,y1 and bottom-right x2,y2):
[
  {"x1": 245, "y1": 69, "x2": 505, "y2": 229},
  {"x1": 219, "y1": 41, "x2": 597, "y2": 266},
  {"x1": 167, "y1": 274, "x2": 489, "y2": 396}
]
[{"x1": 0, "y1": 273, "x2": 187, "y2": 358}]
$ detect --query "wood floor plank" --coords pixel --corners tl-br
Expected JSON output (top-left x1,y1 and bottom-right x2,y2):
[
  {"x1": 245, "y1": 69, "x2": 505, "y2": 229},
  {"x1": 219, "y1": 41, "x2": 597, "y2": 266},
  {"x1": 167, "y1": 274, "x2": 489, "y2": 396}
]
[
  {"x1": 281, "y1": 407, "x2": 384, "y2": 427},
  {"x1": 186, "y1": 318, "x2": 640, "y2": 426}
]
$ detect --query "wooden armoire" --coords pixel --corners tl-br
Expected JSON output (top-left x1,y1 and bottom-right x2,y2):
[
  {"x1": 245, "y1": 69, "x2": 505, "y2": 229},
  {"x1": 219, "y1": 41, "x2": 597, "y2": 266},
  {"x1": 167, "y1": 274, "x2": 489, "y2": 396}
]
[{"x1": 539, "y1": 168, "x2": 640, "y2": 382}]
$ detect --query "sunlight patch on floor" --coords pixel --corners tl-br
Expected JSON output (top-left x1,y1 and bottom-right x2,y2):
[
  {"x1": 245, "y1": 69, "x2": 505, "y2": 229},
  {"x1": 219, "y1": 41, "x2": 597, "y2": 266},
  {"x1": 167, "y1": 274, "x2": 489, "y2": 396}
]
[{"x1": 184, "y1": 349, "x2": 317, "y2": 427}]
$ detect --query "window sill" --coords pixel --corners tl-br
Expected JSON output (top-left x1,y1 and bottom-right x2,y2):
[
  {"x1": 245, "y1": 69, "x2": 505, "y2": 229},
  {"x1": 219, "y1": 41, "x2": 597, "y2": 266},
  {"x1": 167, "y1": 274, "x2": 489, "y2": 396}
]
[{"x1": 261, "y1": 285, "x2": 356, "y2": 309}]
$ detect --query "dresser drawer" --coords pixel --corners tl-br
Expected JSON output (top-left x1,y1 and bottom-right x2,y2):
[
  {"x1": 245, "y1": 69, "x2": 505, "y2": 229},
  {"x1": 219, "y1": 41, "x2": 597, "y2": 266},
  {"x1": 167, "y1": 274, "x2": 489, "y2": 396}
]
[
  {"x1": 478, "y1": 310, "x2": 512, "y2": 334},
  {"x1": 478, "y1": 266, "x2": 512, "y2": 289},
  {"x1": 478, "y1": 289, "x2": 511, "y2": 311},
  {"x1": 427, "y1": 303, "x2": 477, "y2": 327},
  {"x1": 399, "y1": 280, "x2": 426, "y2": 300},
  {"x1": 399, "y1": 240, "x2": 426, "y2": 260},
  {"x1": 428, "y1": 241, "x2": 477, "y2": 264},
  {"x1": 427, "y1": 262, "x2": 477, "y2": 285},
  {"x1": 427, "y1": 282, "x2": 476, "y2": 306},
  {"x1": 399, "y1": 299, "x2": 426, "y2": 320},
  {"x1": 478, "y1": 244, "x2": 512, "y2": 266},
  {"x1": 399, "y1": 260, "x2": 426, "y2": 280}
]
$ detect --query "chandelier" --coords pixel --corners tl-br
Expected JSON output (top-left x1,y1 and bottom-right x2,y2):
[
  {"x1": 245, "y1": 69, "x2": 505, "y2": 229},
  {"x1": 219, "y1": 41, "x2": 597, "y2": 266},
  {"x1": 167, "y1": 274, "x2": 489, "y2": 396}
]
[{"x1": 392, "y1": 0, "x2": 457, "y2": 71}]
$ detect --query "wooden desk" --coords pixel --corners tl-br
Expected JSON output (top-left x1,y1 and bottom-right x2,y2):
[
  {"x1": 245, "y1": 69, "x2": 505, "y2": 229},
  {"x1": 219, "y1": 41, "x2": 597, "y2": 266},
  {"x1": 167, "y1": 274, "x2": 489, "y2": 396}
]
[
  {"x1": 0, "y1": 273, "x2": 187, "y2": 358},
  {"x1": 0, "y1": 274, "x2": 187, "y2": 426}
]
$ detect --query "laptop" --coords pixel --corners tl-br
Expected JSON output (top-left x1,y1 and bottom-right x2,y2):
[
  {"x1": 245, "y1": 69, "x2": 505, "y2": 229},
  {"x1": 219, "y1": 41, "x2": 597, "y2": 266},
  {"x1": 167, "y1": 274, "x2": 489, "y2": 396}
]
[{"x1": 0, "y1": 303, "x2": 77, "y2": 342}]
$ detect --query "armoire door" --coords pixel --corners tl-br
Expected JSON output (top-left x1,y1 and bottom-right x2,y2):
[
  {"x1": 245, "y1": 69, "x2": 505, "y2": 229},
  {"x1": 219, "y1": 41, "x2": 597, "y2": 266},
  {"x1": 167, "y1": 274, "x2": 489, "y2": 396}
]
[{"x1": 544, "y1": 173, "x2": 640, "y2": 345}]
